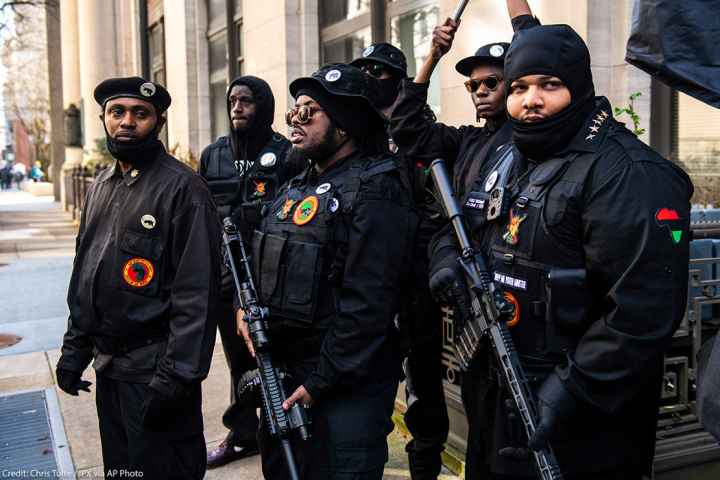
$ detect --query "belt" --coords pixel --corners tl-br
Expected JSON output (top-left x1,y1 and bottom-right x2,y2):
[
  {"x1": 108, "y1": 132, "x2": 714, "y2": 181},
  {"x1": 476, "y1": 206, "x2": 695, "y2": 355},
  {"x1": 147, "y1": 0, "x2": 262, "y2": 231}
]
[{"x1": 92, "y1": 332, "x2": 168, "y2": 356}]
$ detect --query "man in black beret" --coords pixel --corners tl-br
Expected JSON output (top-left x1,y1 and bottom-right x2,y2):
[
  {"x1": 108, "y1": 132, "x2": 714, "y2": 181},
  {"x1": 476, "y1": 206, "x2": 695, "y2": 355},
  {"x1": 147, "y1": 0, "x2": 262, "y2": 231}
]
[
  {"x1": 236, "y1": 63, "x2": 417, "y2": 479},
  {"x1": 352, "y1": 43, "x2": 450, "y2": 480},
  {"x1": 56, "y1": 76, "x2": 220, "y2": 479},
  {"x1": 428, "y1": 1, "x2": 693, "y2": 478}
]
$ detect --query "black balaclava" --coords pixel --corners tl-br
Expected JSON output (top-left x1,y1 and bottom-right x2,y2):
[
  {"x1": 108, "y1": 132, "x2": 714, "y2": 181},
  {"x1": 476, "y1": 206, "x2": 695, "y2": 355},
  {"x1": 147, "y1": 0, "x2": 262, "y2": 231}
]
[
  {"x1": 504, "y1": 24, "x2": 596, "y2": 159},
  {"x1": 104, "y1": 120, "x2": 163, "y2": 164},
  {"x1": 227, "y1": 75, "x2": 275, "y2": 162},
  {"x1": 375, "y1": 76, "x2": 403, "y2": 109}
]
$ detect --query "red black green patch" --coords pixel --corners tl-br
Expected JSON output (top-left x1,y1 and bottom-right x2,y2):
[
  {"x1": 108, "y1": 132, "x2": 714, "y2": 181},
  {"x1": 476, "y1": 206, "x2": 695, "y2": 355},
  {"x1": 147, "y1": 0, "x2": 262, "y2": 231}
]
[
  {"x1": 655, "y1": 208, "x2": 683, "y2": 244},
  {"x1": 123, "y1": 257, "x2": 154, "y2": 287}
]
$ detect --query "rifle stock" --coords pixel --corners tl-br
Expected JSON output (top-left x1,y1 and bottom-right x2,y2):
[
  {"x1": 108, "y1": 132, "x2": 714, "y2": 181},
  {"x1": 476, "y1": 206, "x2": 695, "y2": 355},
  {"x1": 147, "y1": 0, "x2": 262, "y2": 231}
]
[{"x1": 429, "y1": 159, "x2": 564, "y2": 480}]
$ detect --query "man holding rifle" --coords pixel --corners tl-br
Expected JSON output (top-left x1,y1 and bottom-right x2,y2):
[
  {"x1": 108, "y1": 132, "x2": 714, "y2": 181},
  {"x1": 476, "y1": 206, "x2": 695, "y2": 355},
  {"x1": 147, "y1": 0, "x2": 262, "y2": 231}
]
[
  {"x1": 428, "y1": 2, "x2": 693, "y2": 478},
  {"x1": 238, "y1": 63, "x2": 417, "y2": 479}
]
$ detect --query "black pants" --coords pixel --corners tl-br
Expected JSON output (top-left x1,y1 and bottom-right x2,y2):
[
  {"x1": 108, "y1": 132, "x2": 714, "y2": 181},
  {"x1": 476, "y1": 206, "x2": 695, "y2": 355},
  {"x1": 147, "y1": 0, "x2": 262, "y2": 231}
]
[
  {"x1": 492, "y1": 472, "x2": 647, "y2": 480},
  {"x1": 403, "y1": 300, "x2": 449, "y2": 480},
  {"x1": 95, "y1": 374, "x2": 206, "y2": 479},
  {"x1": 217, "y1": 298, "x2": 260, "y2": 445},
  {"x1": 258, "y1": 364, "x2": 398, "y2": 480}
]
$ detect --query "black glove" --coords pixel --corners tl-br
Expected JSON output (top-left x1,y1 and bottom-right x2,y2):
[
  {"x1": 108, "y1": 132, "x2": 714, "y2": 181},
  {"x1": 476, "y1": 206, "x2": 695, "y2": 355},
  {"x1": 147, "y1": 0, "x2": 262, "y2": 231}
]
[
  {"x1": 527, "y1": 374, "x2": 578, "y2": 451},
  {"x1": 428, "y1": 247, "x2": 471, "y2": 326},
  {"x1": 142, "y1": 375, "x2": 189, "y2": 430},
  {"x1": 56, "y1": 367, "x2": 92, "y2": 396}
]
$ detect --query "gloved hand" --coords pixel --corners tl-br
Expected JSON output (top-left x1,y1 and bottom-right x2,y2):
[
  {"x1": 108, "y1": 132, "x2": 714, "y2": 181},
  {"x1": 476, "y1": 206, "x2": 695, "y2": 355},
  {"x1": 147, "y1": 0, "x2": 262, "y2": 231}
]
[
  {"x1": 56, "y1": 367, "x2": 92, "y2": 396},
  {"x1": 143, "y1": 375, "x2": 189, "y2": 430},
  {"x1": 528, "y1": 374, "x2": 578, "y2": 451},
  {"x1": 428, "y1": 247, "x2": 471, "y2": 326}
]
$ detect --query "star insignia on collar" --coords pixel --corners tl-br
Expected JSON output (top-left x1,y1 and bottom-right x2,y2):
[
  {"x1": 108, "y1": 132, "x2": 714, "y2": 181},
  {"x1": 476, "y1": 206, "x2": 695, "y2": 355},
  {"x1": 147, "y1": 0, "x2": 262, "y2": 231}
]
[
  {"x1": 130, "y1": 169, "x2": 139, "y2": 178},
  {"x1": 590, "y1": 125, "x2": 600, "y2": 133},
  {"x1": 600, "y1": 110, "x2": 609, "y2": 119},
  {"x1": 585, "y1": 134, "x2": 596, "y2": 141}
]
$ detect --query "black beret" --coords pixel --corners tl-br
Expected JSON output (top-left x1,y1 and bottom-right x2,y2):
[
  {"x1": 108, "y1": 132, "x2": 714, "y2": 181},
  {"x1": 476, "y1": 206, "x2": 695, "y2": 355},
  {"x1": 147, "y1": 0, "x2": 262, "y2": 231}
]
[
  {"x1": 350, "y1": 42, "x2": 408, "y2": 78},
  {"x1": 94, "y1": 76, "x2": 172, "y2": 114},
  {"x1": 455, "y1": 42, "x2": 509, "y2": 76}
]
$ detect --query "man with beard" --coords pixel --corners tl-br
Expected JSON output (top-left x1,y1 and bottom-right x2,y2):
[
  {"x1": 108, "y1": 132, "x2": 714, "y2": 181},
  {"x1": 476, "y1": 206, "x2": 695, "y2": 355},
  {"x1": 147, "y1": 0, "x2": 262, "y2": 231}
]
[
  {"x1": 237, "y1": 63, "x2": 417, "y2": 479},
  {"x1": 199, "y1": 75, "x2": 299, "y2": 468},
  {"x1": 56, "y1": 77, "x2": 220, "y2": 479},
  {"x1": 429, "y1": 6, "x2": 693, "y2": 478},
  {"x1": 351, "y1": 43, "x2": 450, "y2": 480},
  {"x1": 389, "y1": 20, "x2": 513, "y2": 480}
]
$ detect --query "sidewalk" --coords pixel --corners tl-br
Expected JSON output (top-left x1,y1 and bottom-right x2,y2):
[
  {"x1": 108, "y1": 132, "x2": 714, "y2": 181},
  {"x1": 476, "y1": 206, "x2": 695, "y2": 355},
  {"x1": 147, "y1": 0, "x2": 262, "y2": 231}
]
[{"x1": 0, "y1": 190, "x2": 458, "y2": 479}]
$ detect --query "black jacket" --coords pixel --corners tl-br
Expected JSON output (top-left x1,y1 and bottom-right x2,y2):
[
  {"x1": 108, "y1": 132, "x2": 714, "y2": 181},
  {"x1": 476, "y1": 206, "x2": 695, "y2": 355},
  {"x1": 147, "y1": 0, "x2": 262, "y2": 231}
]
[
  {"x1": 254, "y1": 150, "x2": 418, "y2": 401},
  {"x1": 58, "y1": 145, "x2": 221, "y2": 398},
  {"x1": 199, "y1": 75, "x2": 300, "y2": 235},
  {"x1": 437, "y1": 97, "x2": 693, "y2": 475}
]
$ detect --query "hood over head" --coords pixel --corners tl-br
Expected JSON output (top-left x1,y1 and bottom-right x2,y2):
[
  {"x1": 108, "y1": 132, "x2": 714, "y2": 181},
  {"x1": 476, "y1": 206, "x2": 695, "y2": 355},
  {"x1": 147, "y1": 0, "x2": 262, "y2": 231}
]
[{"x1": 226, "y1": 75, "x2": 275, "y2": 161}]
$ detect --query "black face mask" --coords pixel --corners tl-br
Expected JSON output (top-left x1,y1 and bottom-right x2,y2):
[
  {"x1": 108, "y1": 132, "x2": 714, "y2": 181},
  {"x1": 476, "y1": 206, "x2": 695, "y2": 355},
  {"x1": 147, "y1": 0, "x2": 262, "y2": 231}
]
[
  {"x1": 105, "y1": 125, "x2": 163, "y2": 164},
  {"x1": 510, "y1": 97, "x2": 594, "y2": 159},
  {"x1": 375, "y1": 77, "x2": 401, "y2": 109}
]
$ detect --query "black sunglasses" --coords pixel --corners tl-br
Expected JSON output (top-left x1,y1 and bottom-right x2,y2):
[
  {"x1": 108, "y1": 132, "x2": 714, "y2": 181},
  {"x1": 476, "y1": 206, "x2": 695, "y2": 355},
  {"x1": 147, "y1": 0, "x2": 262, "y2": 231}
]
[
  {"x1": 464, "y1": 76, "x2": 502, "y2": 93},
  {"x1": 360, "y1": 63, "x2": 387, "y2": 79}
]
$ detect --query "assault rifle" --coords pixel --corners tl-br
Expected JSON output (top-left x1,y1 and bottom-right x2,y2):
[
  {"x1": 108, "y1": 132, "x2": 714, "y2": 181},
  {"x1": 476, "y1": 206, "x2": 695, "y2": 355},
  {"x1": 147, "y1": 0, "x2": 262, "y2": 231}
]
[
  {"x1": 222, "y1": 217, "x2": 311, "y2": 480},
  {"x1": 429, "y1": 159, "x2": 564, "y2": 480}
]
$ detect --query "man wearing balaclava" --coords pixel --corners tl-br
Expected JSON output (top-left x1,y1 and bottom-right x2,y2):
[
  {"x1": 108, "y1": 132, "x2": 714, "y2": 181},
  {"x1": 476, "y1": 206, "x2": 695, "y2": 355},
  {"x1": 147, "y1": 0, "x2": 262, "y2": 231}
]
[
  {"x1": 428, "y1": 2, "x2": 694, "y2": 478},
  {"x1": 56, "y1": 77, "x2": 220, "y2": 479},
  {"x1": 351, "y1": 43, "x2": 450, "y2": 480},
  {"x1": 199, "y1": 75, "x2": 302, "y2": 468}
]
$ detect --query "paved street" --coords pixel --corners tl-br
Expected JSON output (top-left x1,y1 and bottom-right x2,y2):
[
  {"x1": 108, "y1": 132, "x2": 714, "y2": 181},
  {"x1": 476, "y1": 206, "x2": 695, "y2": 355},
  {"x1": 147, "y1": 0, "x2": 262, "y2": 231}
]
[{"x1": 0, "y1": 190, "x2": 460, "y2": 479}]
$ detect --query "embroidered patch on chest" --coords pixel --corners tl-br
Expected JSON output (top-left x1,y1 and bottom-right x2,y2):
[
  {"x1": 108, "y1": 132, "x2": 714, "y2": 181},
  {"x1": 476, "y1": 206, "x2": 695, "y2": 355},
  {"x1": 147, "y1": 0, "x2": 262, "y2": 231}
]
[
  {"x1": 293, "y1": 196, "x2": 319, "y2": 226},
  {"x1": 123, "y1": 258, "x2": 154, "y2": 287}
]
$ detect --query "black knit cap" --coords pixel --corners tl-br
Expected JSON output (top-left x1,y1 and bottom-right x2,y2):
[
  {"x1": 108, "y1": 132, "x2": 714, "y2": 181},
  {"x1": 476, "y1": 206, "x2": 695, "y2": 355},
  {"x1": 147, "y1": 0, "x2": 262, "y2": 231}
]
[
  {"x1": 94, "y1": 76, "x2": 172, "y2": 114},
  {"x1": 350, "y1": 42, "x2": 408, "y2": 78},
  {"x1": 455, "y1": 42, "x2": 509, "y2": 76},
  {"x1": 504, "y1": 25, "x2": 595, "y2": 103},
  {"x1": 289, "y1": 63, "x2": 385, "y2": 138}
]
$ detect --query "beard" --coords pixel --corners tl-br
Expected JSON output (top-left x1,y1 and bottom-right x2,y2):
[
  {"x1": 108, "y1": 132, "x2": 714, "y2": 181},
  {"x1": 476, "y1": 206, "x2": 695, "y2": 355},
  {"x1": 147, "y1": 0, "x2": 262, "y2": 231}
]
[{"x1": 288, "y1": 124, "x2": 339, "y2": 169}]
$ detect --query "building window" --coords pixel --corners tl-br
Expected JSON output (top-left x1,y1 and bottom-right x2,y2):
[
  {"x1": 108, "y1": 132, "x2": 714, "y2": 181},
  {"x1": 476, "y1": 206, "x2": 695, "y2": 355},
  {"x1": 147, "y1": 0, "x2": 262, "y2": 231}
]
[
  {"x1": 391, "y1": 4, "x2": 440, "y2": 114},
  {"x1": 675, "y1": 92, "x2": 720, "y2": 206},
  {"x1": 321, "y1": 0, "x2": 371, "y2": 27},
  {"x1": 207, "y1": 0, "x2": 243, "y2": 141},
  {"x1": 322, "y1": 27, "x2": 372, "y2": 64},
  {"x1": 145, "y1": 0, "x2": 167, "y2": 145}
]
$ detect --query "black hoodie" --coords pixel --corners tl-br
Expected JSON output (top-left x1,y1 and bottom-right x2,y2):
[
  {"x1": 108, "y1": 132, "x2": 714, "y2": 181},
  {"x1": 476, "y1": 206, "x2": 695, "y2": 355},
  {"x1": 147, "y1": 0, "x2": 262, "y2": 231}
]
[
  {"x1": 199, "y1": 76, "x2": 296, "y2": 226},
  {"x1": 227, "y1": 75, "x2": 275, "y2": 163}
]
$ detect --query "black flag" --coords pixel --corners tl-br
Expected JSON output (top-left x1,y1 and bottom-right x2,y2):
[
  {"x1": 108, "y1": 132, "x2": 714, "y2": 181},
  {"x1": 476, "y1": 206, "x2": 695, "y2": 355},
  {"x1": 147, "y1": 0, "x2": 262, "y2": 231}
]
[{"x1": 626, "y1": 0, "x2": 720, "y2": 109}]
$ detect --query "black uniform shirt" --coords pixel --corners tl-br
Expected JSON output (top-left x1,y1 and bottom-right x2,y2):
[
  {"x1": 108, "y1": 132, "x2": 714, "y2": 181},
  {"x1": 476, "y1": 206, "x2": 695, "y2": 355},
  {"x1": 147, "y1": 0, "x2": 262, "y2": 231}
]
[{"x1": 59, "y1": 146, "x2": 221, "y2": 396}]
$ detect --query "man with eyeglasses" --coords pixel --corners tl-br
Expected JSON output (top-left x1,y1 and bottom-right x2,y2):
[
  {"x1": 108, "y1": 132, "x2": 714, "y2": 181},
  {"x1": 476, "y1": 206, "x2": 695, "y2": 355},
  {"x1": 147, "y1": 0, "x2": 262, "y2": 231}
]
[
  {"x1": 352, "y1": 43, "x2": 450, "y2": 480},
  {"x1": 237, "y1": 63, "x2": 417, "y2": 479},
  {"x1": 199, "y1": 75, "x2": 302, "y2": 469}
]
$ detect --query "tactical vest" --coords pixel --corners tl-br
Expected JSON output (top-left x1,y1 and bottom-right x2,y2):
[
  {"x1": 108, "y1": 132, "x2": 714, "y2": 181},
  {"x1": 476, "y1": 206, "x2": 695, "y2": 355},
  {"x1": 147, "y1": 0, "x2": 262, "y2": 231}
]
[
  {"x1": 205, "y1": 133, "x2": 290, "y2": 231},
  {"x1": 463, "y1": 143, "x2": 600, "y2": 366},
  {"x1": 252, "y1": 155, "x2": 401, "y2": 331}
]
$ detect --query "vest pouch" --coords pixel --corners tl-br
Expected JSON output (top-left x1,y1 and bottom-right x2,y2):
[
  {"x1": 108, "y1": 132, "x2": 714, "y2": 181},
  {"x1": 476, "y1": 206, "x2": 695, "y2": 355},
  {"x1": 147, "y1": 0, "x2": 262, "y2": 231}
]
[
  {"x1": 259, "y1": 232, "x2": 286, "y2": 302},
  {"x1": 115, "y1": 230, "x2": 163, "y2": 297},
  {"x1": 544, "y1": 268, "x2": 590, "y2": 354},
  {"x1": 282, "y1": 240, "x2": 324, "y2": 321}
]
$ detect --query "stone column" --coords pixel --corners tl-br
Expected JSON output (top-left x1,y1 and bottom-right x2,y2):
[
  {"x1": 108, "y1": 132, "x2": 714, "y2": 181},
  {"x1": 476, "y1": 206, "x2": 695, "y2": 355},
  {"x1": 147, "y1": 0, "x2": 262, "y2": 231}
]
[
  {"x1": 60, "y1": 0, "x2": 81, "y2": 209},
  {"x1": 46, "y1": 0, "x2": 64, "y2": 201},
  {"x1": 77, "y1": 0, "x2": 119, "y2": 164}
]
